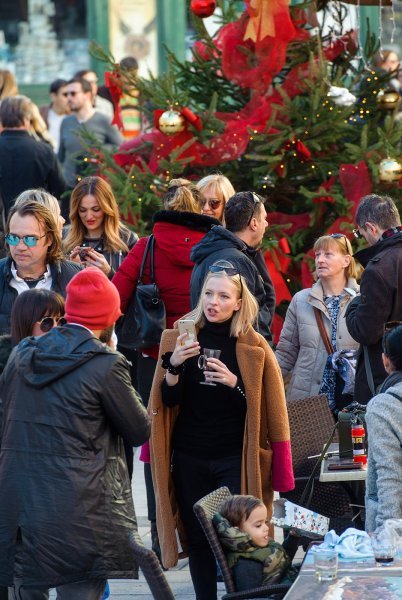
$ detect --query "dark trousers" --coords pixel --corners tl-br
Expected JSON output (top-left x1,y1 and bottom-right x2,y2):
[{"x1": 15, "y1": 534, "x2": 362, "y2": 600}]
[
  {"x1": 137, "y1": 353, "x2": 157, "y2": 522},
  {"x1": 172, "y1": 450, "x2": 242, "y2": 600}
]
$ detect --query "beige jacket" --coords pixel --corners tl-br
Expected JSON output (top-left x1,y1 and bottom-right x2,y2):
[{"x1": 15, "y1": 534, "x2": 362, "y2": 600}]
[
  {"x1": 150, "y1": 326, "x2": 294, "y2": 569},
  {"x1": 275, "y1": 278, "x2": 360, "y2": 400}
]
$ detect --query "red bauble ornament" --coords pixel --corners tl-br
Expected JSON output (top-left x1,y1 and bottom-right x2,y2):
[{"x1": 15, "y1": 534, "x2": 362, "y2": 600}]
[{"x1": 191, "y1": 0, "x2": 216, "y2": 18}]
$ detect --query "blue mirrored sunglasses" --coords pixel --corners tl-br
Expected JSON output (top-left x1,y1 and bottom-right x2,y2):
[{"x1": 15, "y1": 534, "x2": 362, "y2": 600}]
[{"x1": 6, "y1": 233, "x2": 46, "y2": 247}]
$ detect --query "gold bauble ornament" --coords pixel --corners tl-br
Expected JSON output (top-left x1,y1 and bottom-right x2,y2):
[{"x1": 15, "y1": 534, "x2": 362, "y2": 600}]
[
  {"x1": 158, "y1": 109, "x2": 186, "y2": 135},
  {"x1": 376, "y1": 89, "x2": 401, "y2": 111},
  {"x1": 378, "y1": 158, "x2": 402, "y2": 183}
]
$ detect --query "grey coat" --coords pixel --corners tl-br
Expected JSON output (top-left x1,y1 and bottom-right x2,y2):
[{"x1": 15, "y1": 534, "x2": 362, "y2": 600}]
[
  {"x1": 365, "y1": 380, "x2": 402, "y2": 532},
  {"x1": 275, "y1": 278, "x2": 359, "y2": 400}
]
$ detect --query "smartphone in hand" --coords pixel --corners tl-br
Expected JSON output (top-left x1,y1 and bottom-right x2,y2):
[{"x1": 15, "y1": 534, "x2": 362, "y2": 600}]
[{"x1": 178, "y1": 319, "x2": 197, "y2": 346}]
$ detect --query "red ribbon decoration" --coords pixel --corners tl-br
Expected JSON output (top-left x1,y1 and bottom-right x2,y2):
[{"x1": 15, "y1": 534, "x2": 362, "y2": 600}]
[{"x1": 104, "y1": 71, "x2": 123, "y2": 129}]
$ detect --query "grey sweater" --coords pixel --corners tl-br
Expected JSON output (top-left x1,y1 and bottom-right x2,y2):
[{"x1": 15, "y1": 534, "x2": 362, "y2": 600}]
[
  {"x1": 58, "y1": 112, "x2": 122, "y2": 187},
  {"x1": 365, "y1": 379, "x2": 402, "y2": 532}
]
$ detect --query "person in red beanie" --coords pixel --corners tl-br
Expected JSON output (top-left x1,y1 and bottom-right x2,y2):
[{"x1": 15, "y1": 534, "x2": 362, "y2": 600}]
[{"x1": 0, "y1": 267, "x2": 150, "y2": 599}]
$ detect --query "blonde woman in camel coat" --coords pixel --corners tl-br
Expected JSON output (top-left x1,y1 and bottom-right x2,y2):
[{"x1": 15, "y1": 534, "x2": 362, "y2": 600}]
[{"x1": 149, "y1": 263, "x2": 294, "y2": 600}]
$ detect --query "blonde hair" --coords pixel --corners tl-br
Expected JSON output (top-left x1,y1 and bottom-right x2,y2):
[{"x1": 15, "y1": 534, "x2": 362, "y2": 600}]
[
  {"x1": 14, "y1": 189, "x2": 61, "y2": 224},
  {"x1": 313, "y1": 235, "x2": 358, "y2": 280},
  {"x1": 184, "y1": 270, "x2": 259, "y2": 337},
  {"x1": 0, "y1": 70, "x2": 18, "y2": 100},
  {"x1": 163, "y1": 178, "x2": 203, "y2": 213},
  {"x1": 197, "y1": 174, "x2": 235, "y2": 203},
  {"x1": 29, "y1": 102, "x2": 53, "y2": 145},
  {"x1": 64, "y1": 176, "x2": 131, "y2": 254}
]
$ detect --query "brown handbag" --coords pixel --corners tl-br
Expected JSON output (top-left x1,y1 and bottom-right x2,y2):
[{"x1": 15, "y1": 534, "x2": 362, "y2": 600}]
[{"x1": 313, "y1": 307, "x2": 333, "y2": 355}]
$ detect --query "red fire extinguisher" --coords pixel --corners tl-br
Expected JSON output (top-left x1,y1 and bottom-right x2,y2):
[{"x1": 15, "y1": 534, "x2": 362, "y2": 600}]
[{"x1": 351, "y1": 417, "x2": 367, "y2": 464}]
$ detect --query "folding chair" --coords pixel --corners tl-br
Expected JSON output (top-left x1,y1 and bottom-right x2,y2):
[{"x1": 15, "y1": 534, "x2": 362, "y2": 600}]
[{"x1": 283, "y1": 395, "x2": 361, "y2": 533}]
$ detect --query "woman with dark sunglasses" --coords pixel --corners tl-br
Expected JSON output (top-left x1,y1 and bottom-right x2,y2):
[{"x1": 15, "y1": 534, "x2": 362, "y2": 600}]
[
  {"x1": 365, "y1": 323, "x2": 402, "y2": 532},
  {"x1": 10, "y1": 289, "x2": 65, "y2": 345},
  {"x1": 276, "y1": 234, "x2": 360, "y2": 414},
  {"x1": 198, "y1": 173, "x2": 235, "y2": 223},
  {"x1": 149, "y1": 260, "x2": 294, "y2": 600}
]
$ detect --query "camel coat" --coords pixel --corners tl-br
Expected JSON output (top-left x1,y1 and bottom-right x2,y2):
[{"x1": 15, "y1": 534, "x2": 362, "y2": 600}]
[
  {"x1": 150, "y1": 326, "x2": 294, "y2": 569},
  {"x1": 275, "y1": 278, "x2": 360, "y2": 400}
]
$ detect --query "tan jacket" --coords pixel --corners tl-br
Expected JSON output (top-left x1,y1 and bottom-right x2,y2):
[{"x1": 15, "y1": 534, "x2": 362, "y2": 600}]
[
  {"x1": 150, "y1": 326, "x2": 294, "y2": 569},
  {"x1": 275, "y1": 278, "x2": 360, "y2": 400}
]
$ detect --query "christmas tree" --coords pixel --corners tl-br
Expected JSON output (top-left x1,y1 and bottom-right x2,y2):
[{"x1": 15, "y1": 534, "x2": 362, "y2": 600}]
[{"x1": 89, "y1": 0, "x2": 402, "y2": 338}]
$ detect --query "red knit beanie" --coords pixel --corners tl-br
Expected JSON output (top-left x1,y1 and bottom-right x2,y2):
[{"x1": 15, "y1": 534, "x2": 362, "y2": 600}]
[{"x1": 65, "y1": 267, "x2": 122, "y2": 329}]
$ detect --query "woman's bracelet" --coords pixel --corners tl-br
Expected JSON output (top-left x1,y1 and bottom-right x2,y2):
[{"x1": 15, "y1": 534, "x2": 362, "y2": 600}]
[{"x1": 161, "y1": 352, "x2": 185, "y2": 376}]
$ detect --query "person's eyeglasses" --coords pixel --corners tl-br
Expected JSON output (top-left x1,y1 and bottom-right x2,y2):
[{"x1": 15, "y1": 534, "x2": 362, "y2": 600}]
[
  {"x1": 6, "y1": 233, "x2": 46, "y2": 247},
  {"x1": 353, "y1": 228, "x2": 364, "y2": 239},
  {"x1": 208, "y1": 265, "x2": 243, "y2": 295},
  {"x1": 203, "y1": 198, "x2": 222, "y2": 210},
  {"x1": 247, "y1": 192, "x2": 262, "y2": 226},
  {"x1": 65, "y1": 91, "x2": 78, "y2": 97},
  {"x1": 37, "y1": 316, "x2": 67, "y2": 333},
  {"x1": 330, "y1": 233, "x2": 350, "y2": 253}
]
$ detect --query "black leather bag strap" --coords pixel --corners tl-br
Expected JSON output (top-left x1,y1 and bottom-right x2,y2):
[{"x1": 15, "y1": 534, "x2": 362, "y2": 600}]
[
  {"x1": 363, "y1": 346, "x2": 376, "y2": 397},
  {"x1": 138, "y1": 235, "x2": 154, "y2": 285}
]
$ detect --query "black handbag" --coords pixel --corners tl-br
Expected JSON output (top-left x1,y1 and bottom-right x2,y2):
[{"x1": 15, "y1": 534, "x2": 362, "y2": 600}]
[{"x1": 115, "y1": 235, "x2": 166, "y2": 350}]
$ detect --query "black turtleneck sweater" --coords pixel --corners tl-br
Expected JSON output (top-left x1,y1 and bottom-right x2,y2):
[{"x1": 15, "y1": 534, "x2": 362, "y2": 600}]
[{"x1": 162, "y1": 318, "x2": 246, "y2": 459}]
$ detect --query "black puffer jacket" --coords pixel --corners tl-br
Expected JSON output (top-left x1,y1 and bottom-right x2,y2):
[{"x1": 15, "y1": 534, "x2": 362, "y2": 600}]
[
  {"x1": 0, "y1": 325, "x2": 150, "y2": 588},
  {"x1": 0, "y1": 257, "x2": 81, "y2": 335},
  {"x1": 190, "y1": 226, "x2": 275, "y2": 342},
  {"x1": 346, "y1": 232, "x2": 402, "y2": 404}
]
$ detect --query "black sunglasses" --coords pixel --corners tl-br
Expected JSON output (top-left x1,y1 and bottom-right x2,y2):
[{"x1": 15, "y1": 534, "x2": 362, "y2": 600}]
[
  {"x1": 208, "y1": 265, "x2": 243, "y2": 296},
  {"x1": 330, "y1": 233, "x2": 351, "y2": 253},
  {"x1": 38, "y1": 316, "x2": 67, "y2": 333},
  {"x1": 203, "y1": 198, "x2": 222, "y2": 210},
  {"x1": 353, "y1": 228, "x2": 364, "y2": 240}
]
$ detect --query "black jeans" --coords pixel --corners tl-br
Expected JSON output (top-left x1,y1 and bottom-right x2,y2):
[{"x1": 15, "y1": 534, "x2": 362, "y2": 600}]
[
  {"x1": 137, "y1": 353, "x2": 158, "y2": 523},
  {"x1": 172, "y1": 450, "x2": 242, "y2": 600}
]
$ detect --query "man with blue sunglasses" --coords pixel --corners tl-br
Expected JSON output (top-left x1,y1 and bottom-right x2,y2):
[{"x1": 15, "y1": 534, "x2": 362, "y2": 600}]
[{"x1": 0, "y1": 198, "x2": 81, "y2": 335}]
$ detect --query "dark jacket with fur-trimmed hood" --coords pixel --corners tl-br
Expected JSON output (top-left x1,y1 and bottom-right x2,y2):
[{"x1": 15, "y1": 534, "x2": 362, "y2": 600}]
[{"x1": 112, "y1": 210, "x2": 220, "y2": 358}]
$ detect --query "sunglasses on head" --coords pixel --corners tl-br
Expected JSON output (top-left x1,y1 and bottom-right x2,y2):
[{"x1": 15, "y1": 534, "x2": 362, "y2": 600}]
[
  {"x1": 329, "y1": 233, "x2": 350, "y2": 252},
  {"x1": 203, "y1": 198, "x2": 222, "y2": 210},
  {"x1": 6, "y1": 233, "x2": 46, "y2": 247},
  {"x1": 208, "y1": 264, "x2": 243, "y2": 295},
  {"x1": 247, "y1": 192, "x2": 262, "y2": 225},
  {"x1": 38, "y1": 316, "x2": 67, "y2": 334}
]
